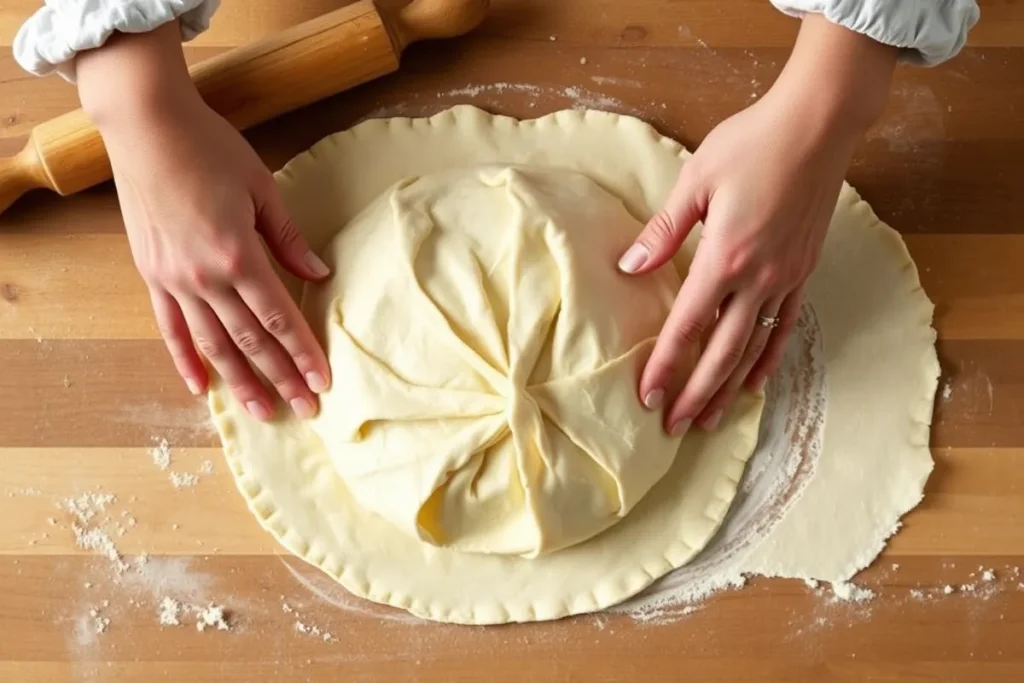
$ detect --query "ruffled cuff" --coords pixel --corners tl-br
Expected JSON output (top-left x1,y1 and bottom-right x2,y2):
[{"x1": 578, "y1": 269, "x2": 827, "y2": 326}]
[
  {"x1": 13, "y1": 0, "x2": 221, "y2": 81},
  {"x1": 771, "y1": 0, "x2": 979, "y2": 66}
]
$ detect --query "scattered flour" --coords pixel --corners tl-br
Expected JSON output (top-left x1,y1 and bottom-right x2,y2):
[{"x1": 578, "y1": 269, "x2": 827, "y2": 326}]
[
  {"x1": 158, "y1": 596, "x2": 230, "y2": 632},
  {"x1": 62, "y1": 493, "x2": 115, "y2": 524},
  {"x1": 282, "y1": 600, "x2": 334, "y2": 642},
  {"x1": 150, "y1": 438, "x2": 172, "y2": 471},
  {"x1": 294, "y1": 620, "x2": 334, "y2": 642},
  {"x1": 830, "y1": 582, "x2": 875, "y2": 603},
  {"x1": 613, "y1": 572, "x2": 747, "y2": 624},
  {"x1": 196, "y1": 604, "x2": 230, "y2": 632},
  {"x1": 982, "y1": 569, "x2": 996, "y2": 582},
  {"x1": 170, "y1": 472, "x2": 200, "y2": 489},
  {"x1": 159, "y1": 597, "x2": 182, "y2": 626},
  {"x1": 88, "y1": 606, "x2": 110, "y2": 634},
  {"x1": 436, "y1": 82, "x2": 635, "y2": 116},
  {"x1": 803, "y1": 578, "x2": 820, "y2": 590},
  {"x1": 943, "y1": 585, "x2": 955, "y2": 595},
  {"x1": 152, "y1": 436, "x2": 211, "y2": 487}
]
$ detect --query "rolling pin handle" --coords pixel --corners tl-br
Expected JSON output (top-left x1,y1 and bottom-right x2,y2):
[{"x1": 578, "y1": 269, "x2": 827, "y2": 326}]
[
  {"x1": 0, "y1": 141, "x2": 51, "y2": 215},
  {"x1": 387, "y1": 0, "x2": 489, "y2": 51}
]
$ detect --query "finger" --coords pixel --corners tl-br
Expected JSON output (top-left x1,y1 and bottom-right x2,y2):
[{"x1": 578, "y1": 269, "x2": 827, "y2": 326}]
[
  {"x1": 255, "y1": 177, "x2": 331, "y2": 282},
  {"x1": 149, "y1": 288, "x2": 207, "y2": 396},
  {"x1": 236, "y1": 260, "x2": 331, "y2": 395},
  {"x1": 206, "y1": 289, "x2": 319, "y2": 419},
  {"x1": 665, "y1": 289, "x2": 763, "y2": 434},
  {"x1": 696, "y1": 295, "x2": 786, "y2": 428},
  {"x1": 745, "y1": 286, "x2": 804, "y2": 390},
  {"x1": 618, "y1": 165, "x2": 706, "y2": 274},
  {"x1": 178, "y1": 296, "x2": 274, "y2": 421},
  {"x1": 639, "y1": 247, "x2": 728, "y2": 418}
]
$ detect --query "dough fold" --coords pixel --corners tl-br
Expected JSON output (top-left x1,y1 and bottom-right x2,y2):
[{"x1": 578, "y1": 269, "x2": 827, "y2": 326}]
[{"x1": 303, "y1": 165, "x2": 689, "y2": 557}]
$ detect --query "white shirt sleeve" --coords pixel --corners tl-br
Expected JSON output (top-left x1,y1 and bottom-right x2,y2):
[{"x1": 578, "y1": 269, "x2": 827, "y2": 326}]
[
  {"x1": 13, "y1": 0, "x2": 221, "y2": 81},
  {"x1": 771, "y1": 0, "x2": 980, "y2": 65}
]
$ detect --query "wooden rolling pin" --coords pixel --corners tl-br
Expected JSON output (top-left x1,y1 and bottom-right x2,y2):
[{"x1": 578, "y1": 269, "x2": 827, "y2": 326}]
[{"x1": 0, "y1": 0, "x2": 489, "y2": 214}]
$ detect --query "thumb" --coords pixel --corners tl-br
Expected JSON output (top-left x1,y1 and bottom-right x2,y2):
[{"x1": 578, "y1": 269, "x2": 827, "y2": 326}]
[
  {"x1": 255, "y1": 181, "x2": 330, "y2": 282},
  {"x1": 618, "y1": 165, "x2": 705, "y2": 275}
]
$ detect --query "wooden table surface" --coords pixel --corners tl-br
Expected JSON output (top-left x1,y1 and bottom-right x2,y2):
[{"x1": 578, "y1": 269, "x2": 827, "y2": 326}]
[{"x1": 1, "y1": 1, "x2": 1023, "y2": 680}]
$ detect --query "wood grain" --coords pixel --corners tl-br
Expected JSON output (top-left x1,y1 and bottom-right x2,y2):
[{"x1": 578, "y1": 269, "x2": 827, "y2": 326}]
[
  {"x1": 2, "y1": 234, "x2": 1023, "y2": 341},
  {"x1": 1, "y1": 0, "x2": 1022, "y2": 680},
  {"x1": 0, "y1": 447, "x2": 1019, "y2": 557}
]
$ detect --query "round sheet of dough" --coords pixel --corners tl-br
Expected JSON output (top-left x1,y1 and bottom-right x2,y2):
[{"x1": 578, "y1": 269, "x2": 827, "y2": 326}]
[
  {"x1": 208, "y1": 106, "x2": 765, "y2": 624},
  {"x1": 302, "y1": 165, "x2": 688, "y2": 558}
]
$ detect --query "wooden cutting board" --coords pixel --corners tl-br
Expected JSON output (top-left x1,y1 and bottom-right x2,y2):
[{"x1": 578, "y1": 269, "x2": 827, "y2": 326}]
[{"x1": 1, "y1": 1, "x2": 1022, "y2": 681}]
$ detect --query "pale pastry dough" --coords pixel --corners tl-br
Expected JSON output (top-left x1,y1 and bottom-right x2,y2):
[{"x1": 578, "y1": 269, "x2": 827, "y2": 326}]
[
  {"x1": 302, "y1": 165, "x2": 687, "y2": 557},
  {"x1": 209, "y1": 105, "x2": 938, "y2": 624},
  {"x1": 208, "y1": 106, "x2": 765, "y2": 624}
]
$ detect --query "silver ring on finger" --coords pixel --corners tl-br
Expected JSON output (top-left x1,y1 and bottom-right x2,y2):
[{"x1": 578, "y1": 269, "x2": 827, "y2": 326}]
[{"x1": 756, "y1": 314, "x2": 781, "y2": 329}]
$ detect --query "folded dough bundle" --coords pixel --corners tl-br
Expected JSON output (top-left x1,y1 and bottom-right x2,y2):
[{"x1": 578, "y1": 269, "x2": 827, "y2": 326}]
[{"x1": 302, "y1": 165, "x2": 691, "y2": 558}]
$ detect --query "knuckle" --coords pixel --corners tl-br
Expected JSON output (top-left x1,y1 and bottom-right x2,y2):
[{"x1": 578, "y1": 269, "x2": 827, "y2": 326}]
[
  {"x1": 231, "y1": 328, "x2": 266, "y2": 356},
  {"x1": 271, "y1": 378, "x2": 304, "y2": 399},
  {"x1": 746, "y1": 333, "x2": 769, "y2": 358},
  {"x1": 719, "y1": 247, "x2": 752, "y2": 282},
  {"x1": 672, "y1": 318, "x2": 705, "y2": 347},
  {"x1": 290, "y1": 350, "x2": 315, "y2": 370},
  {"x1": 755, "y1": 264, "x2": 782, "y2": 292},
  {"x1": 645, "y1": 211, "x2": 677, "y2": 243},
  {"x1": 678, "y1": 394, "x2": 709, "y2": 419},
  {"x1": 227, "y1": 379, "x2": 254, "y2": 397},
  {"x1": 156, "y1": 317, "x2": 183, "y2": 343},
  {"x1": 260, "y1": 309, "x2": 292, "y2": 337},
  {"x1": 218, "y1": 246, "x2": 247, "y2": 279},
  {"x1": 171, "y1": 265, "x2": 210, "y2": 291},
  {"x1": 274, "y1": 219, "x2": 303, "y2": 248},
  {"x1": 720, "y1": 343, "x2": 746, "y2": 368},
  {"x1": 194, "y1": 334, "x2": 228, "y2": 360}
]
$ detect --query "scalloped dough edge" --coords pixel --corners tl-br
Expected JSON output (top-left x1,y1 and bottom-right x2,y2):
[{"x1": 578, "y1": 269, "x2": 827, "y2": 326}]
[{"x1": 208, "y1": 105, "x2": 936, "y2": 623}]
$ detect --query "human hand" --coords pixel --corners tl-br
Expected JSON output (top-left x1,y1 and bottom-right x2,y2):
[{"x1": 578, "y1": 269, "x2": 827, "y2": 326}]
[
  {"x1": 77, "y1": 25, "x2": 331, "y2": 420},
  {"x1": 619, "y1": 15, "x2": 897, "y2": 435}
]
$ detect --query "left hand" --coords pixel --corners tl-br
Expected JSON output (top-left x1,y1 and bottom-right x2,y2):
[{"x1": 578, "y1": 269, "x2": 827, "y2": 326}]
[{"x1": 618, "y1": 15, "x2": 897, "y2": 435}]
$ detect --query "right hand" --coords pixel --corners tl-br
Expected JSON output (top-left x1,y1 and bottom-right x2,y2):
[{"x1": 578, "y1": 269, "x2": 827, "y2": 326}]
[{"x1": 76, "y1": 24, "x2": 331, "y2": 420}]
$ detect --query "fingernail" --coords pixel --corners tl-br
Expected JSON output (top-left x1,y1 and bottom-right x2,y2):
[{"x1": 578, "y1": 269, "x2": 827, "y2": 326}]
[
  {"x1": 246, "y1": 400, "x2": 271, "y2": 421},
  {"x1": 290, "y1": 397, "x2": 316, "y2": 419},
  {"x1": 703, "y1": 409, "x2": 723, "y2": 431},
  {"x1": 305, "y1": 371, "x2": 329, "y2": 393},
  {"x1": 669, "y1": 418, "x2": 692, "y2": 438},
  {"x1": 643, "y1": 388, "x2": 665, "y2": 410},
  {"x1": 185, "y1": 378, "x2": 203, "y2": 396},
  {"x1": 305, "y1": 251, "x2": 330, "y2": 278},
  {"x1": 618, "y1": 244, "x2": 649, "y2": 274}
]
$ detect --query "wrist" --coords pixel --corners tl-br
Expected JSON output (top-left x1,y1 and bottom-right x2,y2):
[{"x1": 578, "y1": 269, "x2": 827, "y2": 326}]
[
  {"x1": 766, "y1": 13, "x2": 898, "y2": 140},
  {"x1": 76, "y1": 22, "x2": 203, "y2": 133}
]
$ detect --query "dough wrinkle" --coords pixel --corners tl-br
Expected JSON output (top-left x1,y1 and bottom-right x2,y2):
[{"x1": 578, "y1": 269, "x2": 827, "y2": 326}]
[
  {"x1": 305, "y1": 166, "x2": 686, "y2": 558},
  {"x1": 212, "y1": 107, "x2": 777, "y2": 624}
]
